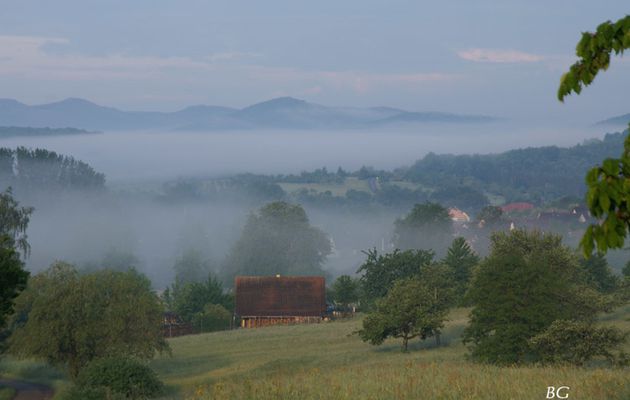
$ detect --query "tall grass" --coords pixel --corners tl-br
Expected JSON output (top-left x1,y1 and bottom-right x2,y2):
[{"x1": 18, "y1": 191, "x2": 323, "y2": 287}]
[
  {"x1": 194, "y1": 361, "x2": 630, "y2": 400},
  {"x1": 150, "y1": 307, "x2": 630, "y2": 399}
]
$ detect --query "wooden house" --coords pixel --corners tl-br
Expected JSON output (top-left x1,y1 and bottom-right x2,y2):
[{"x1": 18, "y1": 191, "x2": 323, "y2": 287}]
[{"x1": 234, "y1": 275, "x2": 326, "y2": 328}]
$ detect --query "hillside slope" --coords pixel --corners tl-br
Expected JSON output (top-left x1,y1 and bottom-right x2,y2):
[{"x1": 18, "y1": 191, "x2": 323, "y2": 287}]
[{"x1": 149, "y1": 307, "x2": 630, "y2": 400}]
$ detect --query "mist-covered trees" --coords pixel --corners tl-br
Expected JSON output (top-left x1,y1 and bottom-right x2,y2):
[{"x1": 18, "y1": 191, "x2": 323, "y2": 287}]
[
  {"x1": 223, "y1": 201, "x2": 331, "y2": 278},
  {"x1": 393, "y1": 202, "x2": 452, "y2": 255},
  {"x1": 0, "y1": 147, "x2": 105, "y2": 192},
  {"x1": 463, "y1": 230, "x2": 613, "y2": 365},
  {"x1": 475, "y1": 205, "x2": 503, "y2": 228},
  {"x1": 430, "y1": 185, "x2": 489, "y2": 213},
  {"x1": 173, "y1": 249, "x2": 213, "y2": 285},
  {"x1": 8, "y1": 263, "x2": 168, "y2": 378}
]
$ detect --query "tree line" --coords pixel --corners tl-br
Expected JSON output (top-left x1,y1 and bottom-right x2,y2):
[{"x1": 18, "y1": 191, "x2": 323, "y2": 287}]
[{"x1": 0, "y1": 147, "x2": 105, "y2": 193}]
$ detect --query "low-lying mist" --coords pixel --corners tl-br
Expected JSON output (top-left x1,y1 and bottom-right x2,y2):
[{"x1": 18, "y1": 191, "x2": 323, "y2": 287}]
[
  {"x1": 0, "y1": 121, "x2": 604, "y2": 184},
  {"x1": 22, "y1": 190, "x2": 400, "y2": 289},
  {"x1": 2, "y1": 121, "x2": 619, "y2": 288}
]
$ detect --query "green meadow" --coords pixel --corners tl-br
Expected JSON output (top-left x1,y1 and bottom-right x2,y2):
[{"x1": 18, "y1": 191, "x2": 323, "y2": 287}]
[
  {"x1": 0, "y1": 306, "x2": 628, "y2": 399},
  {"x1": 150, "y1": 306, "x2": 630, "y2": 400}
]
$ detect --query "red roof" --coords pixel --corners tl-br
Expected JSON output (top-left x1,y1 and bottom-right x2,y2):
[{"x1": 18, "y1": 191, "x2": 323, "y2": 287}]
[
  {"x1": 501, "y1": 202, "x2": 535, "y2": 213},
  {"x1": 235, "y1": 276, "x2": 326, "y2": 317}
]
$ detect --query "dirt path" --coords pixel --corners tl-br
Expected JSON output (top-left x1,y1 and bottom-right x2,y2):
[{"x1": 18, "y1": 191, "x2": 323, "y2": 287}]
[{"x1": 0, "y1": 379, "x2": 53, "y2": 400}]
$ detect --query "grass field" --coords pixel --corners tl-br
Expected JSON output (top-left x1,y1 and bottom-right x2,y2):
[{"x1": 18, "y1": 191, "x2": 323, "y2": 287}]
[
  {"x1": 150, "y1": 306, "x2": 630, "y2": 400},
  {"x1": 0, "y1": 306, "x2": 627, "y2": 399}
]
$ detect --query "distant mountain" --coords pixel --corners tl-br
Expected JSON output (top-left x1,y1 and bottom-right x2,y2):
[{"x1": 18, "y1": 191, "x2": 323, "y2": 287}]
[
  {"x1": 0, "y1": 126, "x2": 98, "y2": 138},
  {"x1": 597, "y1": 113, "x2": 630, "y2": 127},
  {"x1": 0, "y1": 96, "x2": 497, "y2": 131}
]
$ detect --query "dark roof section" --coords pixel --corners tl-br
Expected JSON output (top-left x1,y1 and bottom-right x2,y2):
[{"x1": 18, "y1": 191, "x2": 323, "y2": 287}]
[{"x1": 235, "y1": 276, "x2": 326, "y2": 317}]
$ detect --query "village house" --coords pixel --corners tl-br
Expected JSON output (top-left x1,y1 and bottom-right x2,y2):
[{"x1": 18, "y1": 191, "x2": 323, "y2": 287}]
[{"x1": 235, "y1": 275, "x2": 326, "y2": 328}]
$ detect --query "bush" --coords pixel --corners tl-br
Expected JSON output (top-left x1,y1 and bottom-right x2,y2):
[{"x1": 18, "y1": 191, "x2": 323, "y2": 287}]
[
  {"x1": 57, "y1": 385, "x2": 124, "y2": 400},
  {"x1": 73, "y1": 357, "x2": 164, "y2": 399},
  {"x1": 530, "y1": 320, "x2": 629, "y2": 366},
  {"x1": 191, "y1": 303, "x2": 232, "y2": 332}
]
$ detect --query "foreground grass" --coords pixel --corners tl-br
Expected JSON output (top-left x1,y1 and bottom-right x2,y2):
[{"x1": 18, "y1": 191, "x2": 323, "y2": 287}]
[
  {"x1": 151, "y1": 307, "x2": 630, "y2": 399},
  {"x1": 0, "y1": 386, "x2": 16, "y2": 400},
  {"x1": 1, "y1": 306, "x2": 627, "y2": 399}
]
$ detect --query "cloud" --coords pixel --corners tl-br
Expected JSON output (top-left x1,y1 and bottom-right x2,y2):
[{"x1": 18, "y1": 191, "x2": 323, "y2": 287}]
[{"x1": 458, "y1": 48, "x2": 543, "y2": 63}]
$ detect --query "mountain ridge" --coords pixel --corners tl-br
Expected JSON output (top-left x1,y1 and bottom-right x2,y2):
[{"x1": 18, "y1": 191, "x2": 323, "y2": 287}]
[
  {"x1": 0, "y1": 96, "x2": 498, "y2": 131},
  {"x1": 597, "y1": 113, "x2": 630, "y2": 127}
]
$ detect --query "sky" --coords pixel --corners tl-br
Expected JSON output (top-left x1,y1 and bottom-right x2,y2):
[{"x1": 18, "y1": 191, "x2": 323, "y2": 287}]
[{"x1": 0, "y1": 1, "x2": 629, "y2": 123}]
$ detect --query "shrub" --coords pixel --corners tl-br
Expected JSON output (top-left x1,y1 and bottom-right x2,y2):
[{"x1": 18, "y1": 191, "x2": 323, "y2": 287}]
[
  {"x1": 191, "y1": 303, "x2": 232, "y2": 332},
  {"x1": 56, "y1": 385, "x2": 124, "y2": 400},
  {"x1": 74, "y1": 357, "x2": 164, "y2": 399},
  {"x1": 530, "y1": 320, "x2": 629, "y2": 366}
]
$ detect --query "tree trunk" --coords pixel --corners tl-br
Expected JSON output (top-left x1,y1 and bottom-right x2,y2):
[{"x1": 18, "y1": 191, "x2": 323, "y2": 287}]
[
  {"x1": 402, "y1": 336, "x2": 409, "y2": 352},
  {"x1": 435, "y1": 333, "x2": 441, "y2": 347}
]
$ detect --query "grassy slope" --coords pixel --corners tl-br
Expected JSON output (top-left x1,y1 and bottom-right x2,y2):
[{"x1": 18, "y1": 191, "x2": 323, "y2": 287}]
[{"x1": 151, "y1": 307, "x2": 630, "y2": 400}]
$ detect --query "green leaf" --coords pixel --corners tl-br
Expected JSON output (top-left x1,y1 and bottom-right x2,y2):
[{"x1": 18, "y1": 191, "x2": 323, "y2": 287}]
[{"x1": 599, "y1": 192, "x2": 611, "y2": 211}]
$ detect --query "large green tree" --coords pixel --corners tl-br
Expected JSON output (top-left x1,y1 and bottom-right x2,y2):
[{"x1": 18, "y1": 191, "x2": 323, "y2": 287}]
[
  {"x1": 223, "y1": 201, "x2": 331, "y2": 278},
  {"x1": 357, "y1": 248, "x2": 434, "y2": 308},
  {"x1": 359, "y1": 265, "x2": 453, "y2": 352},
  {"x1": 558, "y1": 15, "x2": 630, "y2": 255},
  {"x1": 393, "y1": 202, "x2": 452, "y2": 256},
  {"x1": 463, "y1": 229, "x2": 611, "y2": 365},
  {"x1": 8, "y1": 263, "x2": 168, "y2": 378}
]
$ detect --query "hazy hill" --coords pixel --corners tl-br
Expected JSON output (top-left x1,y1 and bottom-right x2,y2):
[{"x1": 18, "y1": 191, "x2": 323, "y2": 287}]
[
  {"x1": 597, "y1": 113, "x2": 630, "y2": 127},
  {"x1": 403, "y1": 130, "x2": 628, "y2": 203},
  {"x1": 0, "y1": 97, "x2": 496, "y2": 131},
  {"x1": 0, "y1": 126, "x2": 97, "y2": 138}
]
